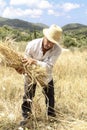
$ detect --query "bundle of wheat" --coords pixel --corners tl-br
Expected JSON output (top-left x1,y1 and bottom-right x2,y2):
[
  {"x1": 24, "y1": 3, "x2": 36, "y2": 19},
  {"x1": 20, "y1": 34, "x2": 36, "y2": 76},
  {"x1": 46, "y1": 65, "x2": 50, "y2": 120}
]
[
  {"x1": 0, "y1": 44, "x2": 23, "y2": 68},
  {"x1": 0, "y1": 44, "x2": 47, "y2": 86}
]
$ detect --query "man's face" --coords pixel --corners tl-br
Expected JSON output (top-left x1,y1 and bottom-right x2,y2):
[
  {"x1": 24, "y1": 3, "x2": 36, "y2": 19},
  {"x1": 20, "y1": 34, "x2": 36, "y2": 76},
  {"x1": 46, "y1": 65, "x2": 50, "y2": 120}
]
[{"x1": 43, "y1": 37, "x2": 54, "y2": 50}]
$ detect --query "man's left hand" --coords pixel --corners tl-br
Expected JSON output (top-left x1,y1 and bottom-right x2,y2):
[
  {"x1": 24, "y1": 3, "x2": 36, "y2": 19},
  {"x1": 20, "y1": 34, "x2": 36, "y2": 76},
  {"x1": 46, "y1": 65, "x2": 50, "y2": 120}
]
[{"x1": 22, "y1": 57, "x2": 37, "y2": 66}]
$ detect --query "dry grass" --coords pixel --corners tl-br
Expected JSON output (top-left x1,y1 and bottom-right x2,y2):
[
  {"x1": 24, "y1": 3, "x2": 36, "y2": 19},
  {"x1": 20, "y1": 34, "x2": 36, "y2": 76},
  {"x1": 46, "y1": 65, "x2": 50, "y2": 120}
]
[
  {"x1": 0, "y1": 42, "x2": 87, "y2": 130},
  {"x1": 54, "y1": 51, "x2": 87, "y2": 118}
]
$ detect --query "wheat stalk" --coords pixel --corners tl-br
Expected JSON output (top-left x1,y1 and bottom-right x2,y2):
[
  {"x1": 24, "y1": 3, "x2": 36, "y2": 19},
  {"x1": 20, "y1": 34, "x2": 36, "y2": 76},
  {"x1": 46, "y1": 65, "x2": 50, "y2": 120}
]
[{"x1": 0, "y1": 44, "x2": 47, "y2": 86}]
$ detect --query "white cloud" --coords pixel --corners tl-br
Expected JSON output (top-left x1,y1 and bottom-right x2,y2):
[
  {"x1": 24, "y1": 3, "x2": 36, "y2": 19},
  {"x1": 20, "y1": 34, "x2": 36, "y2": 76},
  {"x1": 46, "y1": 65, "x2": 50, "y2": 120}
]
[
  {"x1": 48, "y1": 9, "x2": 54, "y2": 15},
  {"x1": 38, "y1": 1, "x2": 52, "y2": 9},
  {"x1": 0, "y1": 0, "x2": 6, "y2": 9},
  {"x1": 2, "y1": 7, "x2": 23, "y2": 18},
  {"x1": 60, "y1": 3, "x2": 80, "y2": 12},
  {"x1": 48, "y1": 9, "x2": 59, "y2": 16},
  {"x1": 24, "y1": 9, "x2": 43, "y2": 18},
  {"x1": 10, "y1": 0, "x2": 39, "y2": 6},
  {"x1": 1, "y1": 1, "x2": 82, "y2": 23},
  {"x1": 66, "y1": 15, "x2": 72, "y2": 18},
  {"x1": 2, "y1": 7, "x2": 43, "y2": 18},
  {"x1": 10, "y1": 0, "x2": 52, "y2": 9}
]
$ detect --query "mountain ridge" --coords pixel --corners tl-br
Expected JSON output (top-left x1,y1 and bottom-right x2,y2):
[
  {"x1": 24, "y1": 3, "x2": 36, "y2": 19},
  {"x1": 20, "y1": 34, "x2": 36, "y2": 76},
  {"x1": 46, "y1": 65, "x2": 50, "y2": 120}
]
[
  {"x1": 0, "y1": 17, "x2": 48, "y2": 31},
  {"x1": 62, "y1": 23, "x2": 87, "y2": 31},
  {"x1": 0, "y1": 17, "x2": 87, "y2": 32}
]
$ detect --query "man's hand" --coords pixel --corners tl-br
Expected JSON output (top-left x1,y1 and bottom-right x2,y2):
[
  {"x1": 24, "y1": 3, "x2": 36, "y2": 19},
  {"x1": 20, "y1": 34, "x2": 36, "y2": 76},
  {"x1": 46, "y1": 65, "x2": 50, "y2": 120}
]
[
  {"x1": 22, "y1": 57, "x2": 37, "y2": 66},
  {"x1": 15, "y1": 57, "x2": 37, "y2": 74}
]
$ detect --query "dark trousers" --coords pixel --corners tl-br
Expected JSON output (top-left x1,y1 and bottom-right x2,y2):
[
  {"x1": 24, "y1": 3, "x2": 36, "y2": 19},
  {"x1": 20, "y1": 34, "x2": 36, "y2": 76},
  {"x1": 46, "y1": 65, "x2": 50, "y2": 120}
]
[{"x1": 22, "y1": 79, "x2": 55, "y2": 118}]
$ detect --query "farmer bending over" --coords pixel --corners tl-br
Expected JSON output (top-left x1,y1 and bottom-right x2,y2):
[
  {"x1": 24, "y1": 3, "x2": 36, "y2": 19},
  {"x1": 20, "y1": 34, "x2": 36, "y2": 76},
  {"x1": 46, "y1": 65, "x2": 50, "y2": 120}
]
[{"x1": 16, "y1": 24, "x2": 62, "y2": 126}]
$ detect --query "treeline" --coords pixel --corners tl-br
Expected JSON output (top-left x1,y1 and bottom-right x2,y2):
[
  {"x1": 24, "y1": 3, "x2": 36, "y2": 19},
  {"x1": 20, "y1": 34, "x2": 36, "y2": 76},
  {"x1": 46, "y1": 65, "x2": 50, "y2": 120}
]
[
  {"x1": 63, "y1": 28, "x2": 87, "y2": 48},
  {"x1": 0, "y1": 25, "x2": 43, "y2": 42},
  {"x1": 0, "y1": 25, "x2": 87, "y2": 49}
]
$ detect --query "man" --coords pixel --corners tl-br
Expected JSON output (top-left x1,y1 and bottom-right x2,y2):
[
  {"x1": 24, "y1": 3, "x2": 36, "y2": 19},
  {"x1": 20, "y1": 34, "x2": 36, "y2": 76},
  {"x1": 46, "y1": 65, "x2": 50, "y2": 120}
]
[{"x1": 17, "y1": 24, "x2": 62, "y2": 126}]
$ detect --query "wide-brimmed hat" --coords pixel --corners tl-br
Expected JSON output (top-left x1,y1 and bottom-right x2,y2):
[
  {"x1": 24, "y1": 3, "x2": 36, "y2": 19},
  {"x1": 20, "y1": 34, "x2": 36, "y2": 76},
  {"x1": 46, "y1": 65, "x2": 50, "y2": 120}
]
[{"x1": 43, "y1": 24, "x2": 62, "y2": 45}]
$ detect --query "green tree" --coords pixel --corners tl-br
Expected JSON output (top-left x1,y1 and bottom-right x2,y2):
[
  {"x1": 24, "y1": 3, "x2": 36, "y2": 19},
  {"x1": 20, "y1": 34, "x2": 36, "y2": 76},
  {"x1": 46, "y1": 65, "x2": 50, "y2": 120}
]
[{"x1": 64, "y1": 37, "x2": 77, "y2": 48}]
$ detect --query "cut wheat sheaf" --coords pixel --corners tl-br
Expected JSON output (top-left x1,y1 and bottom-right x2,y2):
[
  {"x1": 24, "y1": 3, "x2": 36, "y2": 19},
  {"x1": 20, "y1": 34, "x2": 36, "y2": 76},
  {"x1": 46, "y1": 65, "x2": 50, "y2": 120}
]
[{"x1": 0, "y1": 44, "x2": 47, "y2": 87}]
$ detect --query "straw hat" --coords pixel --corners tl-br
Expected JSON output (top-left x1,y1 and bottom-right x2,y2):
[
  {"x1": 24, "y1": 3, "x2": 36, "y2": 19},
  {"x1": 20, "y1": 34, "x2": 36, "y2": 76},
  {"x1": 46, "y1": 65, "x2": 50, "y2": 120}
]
[{"x1": 43, "y1": 24, "x2": 62, "y2": 45}]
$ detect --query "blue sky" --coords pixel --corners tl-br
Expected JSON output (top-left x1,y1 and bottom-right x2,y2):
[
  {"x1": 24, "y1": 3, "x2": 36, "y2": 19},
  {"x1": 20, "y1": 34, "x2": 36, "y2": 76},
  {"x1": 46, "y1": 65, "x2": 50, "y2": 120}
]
[{"x1": 0, "y1": 0, "x2": 87, "y2": 27}]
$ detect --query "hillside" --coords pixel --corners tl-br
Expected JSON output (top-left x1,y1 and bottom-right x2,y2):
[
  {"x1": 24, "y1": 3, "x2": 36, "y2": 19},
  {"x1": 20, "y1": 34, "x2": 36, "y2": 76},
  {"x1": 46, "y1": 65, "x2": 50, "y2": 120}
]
[
  {"x1": 62, "y1": 23, "x2": 87, "y2": 48},
  {"x1": 0, "y1": 17, "x2": 48, "y2": 31},
  {"x1": 62, "y1": 23, "x2": 87, "y2": 31}
]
